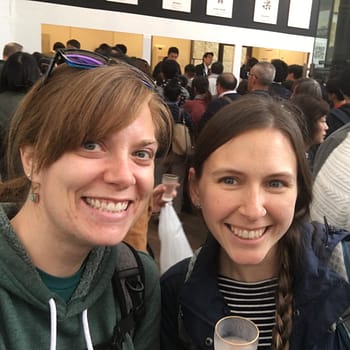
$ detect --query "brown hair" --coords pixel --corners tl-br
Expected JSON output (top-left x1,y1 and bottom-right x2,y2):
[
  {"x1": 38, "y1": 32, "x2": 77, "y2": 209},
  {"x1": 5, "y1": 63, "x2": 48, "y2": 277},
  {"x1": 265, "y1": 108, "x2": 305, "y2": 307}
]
[
  {"x1": 291, "y1": 94, "x2": 330, "y2": 147},
  {"x1": 2, "y1": 42, "x2": 23, "y2": 59},
  {"x1": 1, "y1": 63, "x2": 172, "y2": 203},
  {"x1": 193, "y1": 95, "x2": 312, "y2": 350}
]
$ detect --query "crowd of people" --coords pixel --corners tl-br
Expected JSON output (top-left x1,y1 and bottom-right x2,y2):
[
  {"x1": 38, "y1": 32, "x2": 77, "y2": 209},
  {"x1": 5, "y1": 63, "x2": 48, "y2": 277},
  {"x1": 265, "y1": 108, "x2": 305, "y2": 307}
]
[{"x1": 0, "y1": 39, "x2": 350, "y2": 349}]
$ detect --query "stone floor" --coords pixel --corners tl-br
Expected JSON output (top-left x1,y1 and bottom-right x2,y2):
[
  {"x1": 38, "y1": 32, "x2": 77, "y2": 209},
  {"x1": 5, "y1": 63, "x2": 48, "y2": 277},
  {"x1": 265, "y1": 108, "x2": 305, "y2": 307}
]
[{"x1": 147, "y1": 209, "x2": 208, "y2": 265}]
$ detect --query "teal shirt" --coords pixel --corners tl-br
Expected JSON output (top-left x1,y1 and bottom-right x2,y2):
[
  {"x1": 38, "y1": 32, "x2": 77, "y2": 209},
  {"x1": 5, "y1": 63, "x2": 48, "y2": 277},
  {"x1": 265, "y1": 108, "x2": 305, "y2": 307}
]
[{"x1": 37, "y1": 267, "x2": 84, "y2": 302}]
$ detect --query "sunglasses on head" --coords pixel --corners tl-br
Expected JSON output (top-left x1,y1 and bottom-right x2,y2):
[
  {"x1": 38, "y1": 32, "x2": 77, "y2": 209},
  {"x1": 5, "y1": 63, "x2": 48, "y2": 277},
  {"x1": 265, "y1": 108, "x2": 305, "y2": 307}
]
[
  {"x1": 42, "y1": 48, "x2": 110, "y2": 86},
  {"x1": 41, "y1": 49, "x2": 156, "y2": 91}
]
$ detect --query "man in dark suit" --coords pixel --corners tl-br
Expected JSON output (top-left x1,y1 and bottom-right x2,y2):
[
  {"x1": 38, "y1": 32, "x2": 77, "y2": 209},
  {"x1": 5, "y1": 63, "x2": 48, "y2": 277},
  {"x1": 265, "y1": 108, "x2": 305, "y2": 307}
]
[
  {"x1": 198, "y1": 72, "x2": 240, "y2": 131},
  {"x1": 195, "y1": 52, "x2": 214, "y2": 77}
]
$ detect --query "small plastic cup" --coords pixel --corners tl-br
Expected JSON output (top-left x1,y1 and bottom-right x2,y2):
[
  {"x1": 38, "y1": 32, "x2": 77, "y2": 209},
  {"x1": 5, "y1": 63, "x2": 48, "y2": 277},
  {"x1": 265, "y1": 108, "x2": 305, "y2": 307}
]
[
  {"x1": 214, "y1": 316, "x2": 259, "y2": 350},
  {"x1": 161, "y1": 173, "x2": 179, "y2": 202}
]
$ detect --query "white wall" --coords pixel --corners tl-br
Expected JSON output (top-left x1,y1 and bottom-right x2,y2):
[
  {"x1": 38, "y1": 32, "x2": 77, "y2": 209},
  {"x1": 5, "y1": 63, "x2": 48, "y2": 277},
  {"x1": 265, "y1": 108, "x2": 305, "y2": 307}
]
[
  {"x1": 1, "y1": 0, "x2": 315, "y2": 78},
  {"x1": 0, "y1": 0, "x2": 15, "y2": 47}
]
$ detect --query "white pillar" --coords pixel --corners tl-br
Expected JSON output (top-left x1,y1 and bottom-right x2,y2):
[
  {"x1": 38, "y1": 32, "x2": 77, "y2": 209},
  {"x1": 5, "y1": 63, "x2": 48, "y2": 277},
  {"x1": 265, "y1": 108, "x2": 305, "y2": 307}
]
[
  {"x1": 233, "y1": 43, "x2": 243, "y2": 82},
  {"x1": 142, "y1": 34, "x2": 152, "y2": 65},
  {"x1": 0, "y1": 0, "x2": 15, "y2": 55}
]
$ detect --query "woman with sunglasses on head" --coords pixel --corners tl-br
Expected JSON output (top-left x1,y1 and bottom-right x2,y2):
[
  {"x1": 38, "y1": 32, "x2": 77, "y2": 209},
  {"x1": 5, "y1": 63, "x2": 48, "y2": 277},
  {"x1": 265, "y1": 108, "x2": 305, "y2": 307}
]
[
  {"x1": 0, "y1": 50, "x2": 172, "y2": 349},
  {"x1": 161, "y1": 95, "x2": 350, "y2": 350}
]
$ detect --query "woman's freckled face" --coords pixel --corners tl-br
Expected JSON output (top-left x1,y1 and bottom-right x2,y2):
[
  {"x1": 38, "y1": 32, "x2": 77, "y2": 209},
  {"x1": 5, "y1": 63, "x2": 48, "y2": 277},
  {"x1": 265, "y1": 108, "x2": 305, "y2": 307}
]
[{"x1": 33, "y1": 102, "x2": 157, "y2": 250}]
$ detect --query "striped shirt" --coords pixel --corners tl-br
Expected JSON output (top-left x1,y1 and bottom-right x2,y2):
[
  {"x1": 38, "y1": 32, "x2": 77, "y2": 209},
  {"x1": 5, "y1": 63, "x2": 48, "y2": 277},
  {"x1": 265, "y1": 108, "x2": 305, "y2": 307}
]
[{"x1": 218, "y1": 275, "x2": 278, "y2": 349}]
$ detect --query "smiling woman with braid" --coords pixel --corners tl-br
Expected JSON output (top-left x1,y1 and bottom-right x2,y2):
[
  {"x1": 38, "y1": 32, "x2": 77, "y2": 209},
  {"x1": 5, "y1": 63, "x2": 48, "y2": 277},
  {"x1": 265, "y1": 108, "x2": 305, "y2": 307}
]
[{"x1": 161, "y1": 95, "x2": 350, "y2": 350}]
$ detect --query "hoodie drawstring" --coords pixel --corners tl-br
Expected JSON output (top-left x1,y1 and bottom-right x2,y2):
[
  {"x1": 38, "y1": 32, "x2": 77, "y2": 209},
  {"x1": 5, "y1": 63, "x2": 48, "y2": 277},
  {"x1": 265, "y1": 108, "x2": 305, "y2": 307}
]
[
  {"x1": 82, "y1": 309, "x2": 94, "y2": 350},
  {"x1": 48, "y1": 299, "x2": 94, "y2": 350},
  {"x1": 48, "y1": 298, "x2": 57, "y2": 350}
]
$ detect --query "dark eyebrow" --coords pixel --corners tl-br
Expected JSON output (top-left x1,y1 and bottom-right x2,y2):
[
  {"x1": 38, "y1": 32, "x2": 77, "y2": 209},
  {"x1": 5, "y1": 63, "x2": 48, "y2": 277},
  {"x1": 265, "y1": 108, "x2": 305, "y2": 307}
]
[
  {"x1": 211, "y1": 168, "x2": 247, "y2": 177},
  {"x1": 211, "y1": 168, "x2": 295, "y2": 179},
  {"x1": 265, "y1": 172, "x2": 296, "y2": 180}
]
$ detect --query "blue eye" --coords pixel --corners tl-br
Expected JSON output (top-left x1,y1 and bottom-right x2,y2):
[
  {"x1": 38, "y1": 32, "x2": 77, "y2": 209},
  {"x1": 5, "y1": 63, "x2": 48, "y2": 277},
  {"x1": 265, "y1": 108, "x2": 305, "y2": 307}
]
[
  {"x1": 269, "y1": 180, "x2": 284, "y2": 188},
  {"x1": 82, "y1": 142, "x2": 101, "y2": 151},
  {"x1": 220, "y1": 177, "x2": 237, "y2": 185},
  {"x1": 134, "y1": 150, "x2": 153, "y2": 160}
]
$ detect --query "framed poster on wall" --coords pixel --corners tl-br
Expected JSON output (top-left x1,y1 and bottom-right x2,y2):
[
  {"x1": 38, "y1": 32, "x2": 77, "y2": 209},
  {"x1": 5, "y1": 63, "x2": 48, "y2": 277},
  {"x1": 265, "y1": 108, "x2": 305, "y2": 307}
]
[
  {"x1": 162, "y1": 0, "x2": 191, "y2": 13},
  {"x1": 288, "y1": 0, "x2": 312, "y2": 29},
  {"x1": 206, "y1": 0, "x2": 234, "y2": 18},
  {"x1": 253, "y1": 0, "x2": 279, "y2": 25}
]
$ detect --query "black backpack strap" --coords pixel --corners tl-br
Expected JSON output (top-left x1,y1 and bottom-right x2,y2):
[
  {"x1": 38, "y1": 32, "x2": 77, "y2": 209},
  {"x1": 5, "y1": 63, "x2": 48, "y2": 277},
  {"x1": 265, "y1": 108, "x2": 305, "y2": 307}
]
[{"x1": 95, "y1": 242, "x2": 145, "y2": 350}]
